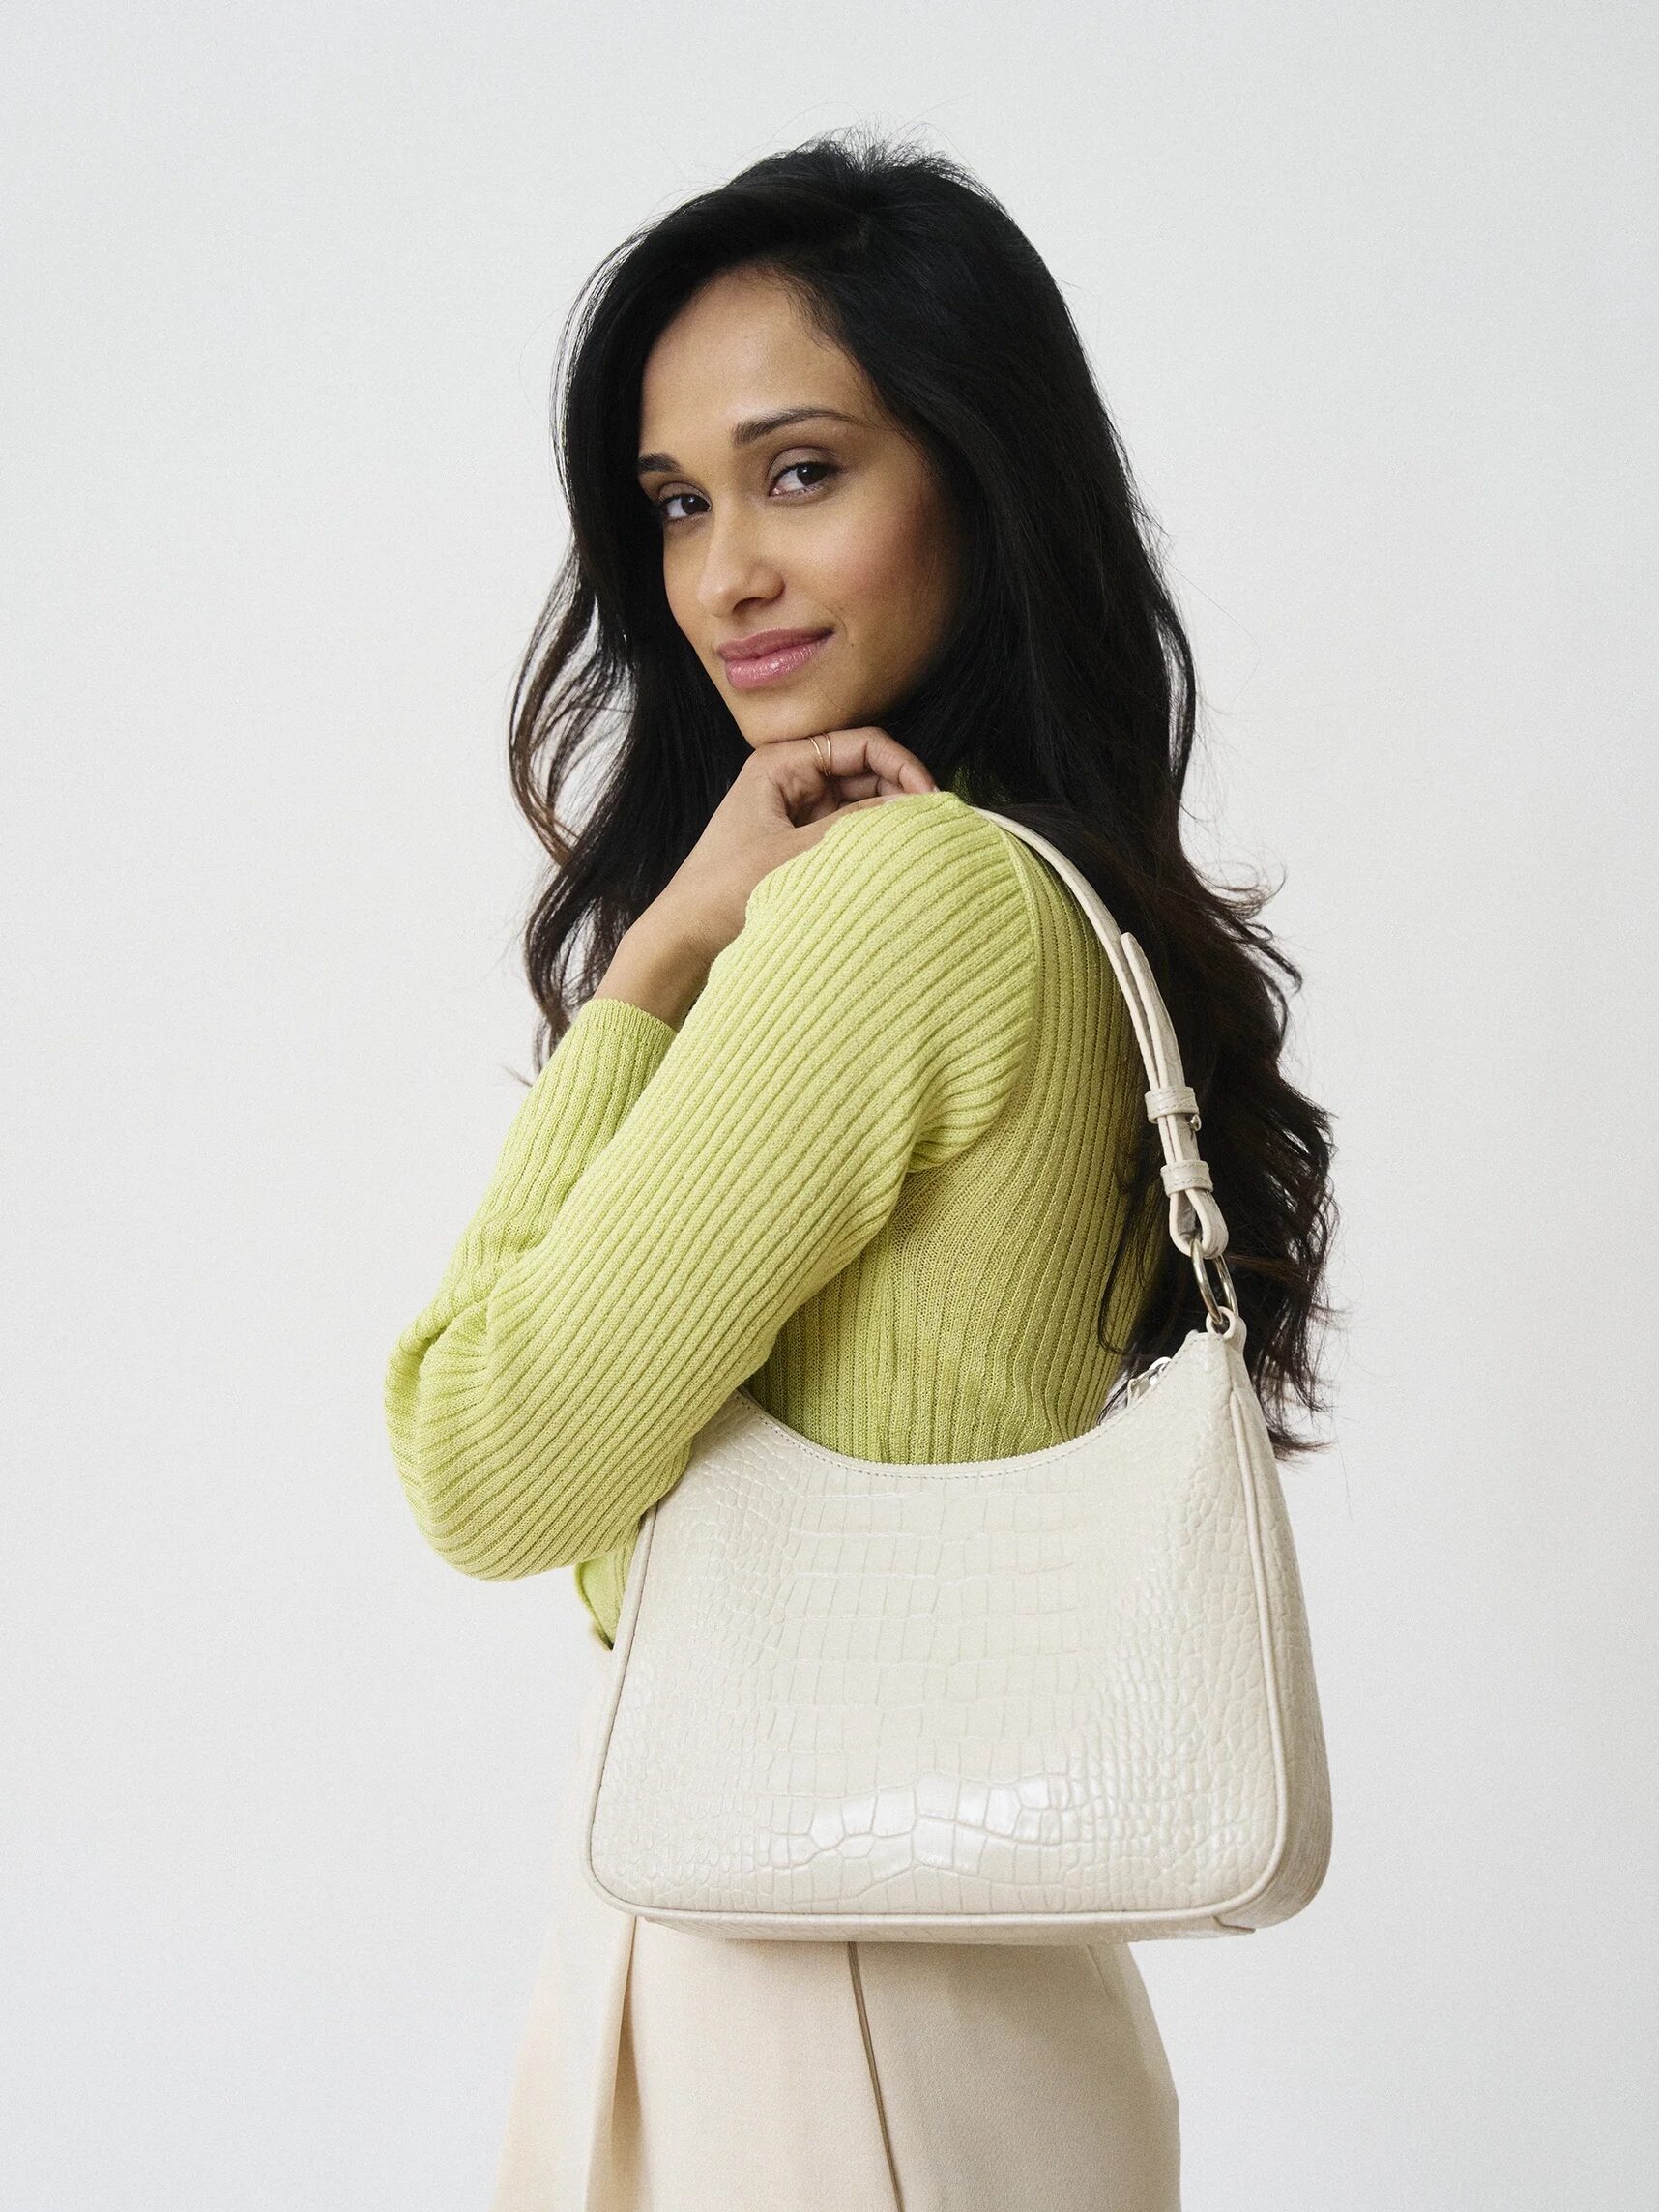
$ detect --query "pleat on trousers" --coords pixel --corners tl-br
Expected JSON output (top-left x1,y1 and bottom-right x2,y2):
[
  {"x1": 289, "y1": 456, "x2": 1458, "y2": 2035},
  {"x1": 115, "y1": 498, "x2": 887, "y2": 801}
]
[{"x1": 489, "y1": 1621, "x2": 1182, "y2": 2212}]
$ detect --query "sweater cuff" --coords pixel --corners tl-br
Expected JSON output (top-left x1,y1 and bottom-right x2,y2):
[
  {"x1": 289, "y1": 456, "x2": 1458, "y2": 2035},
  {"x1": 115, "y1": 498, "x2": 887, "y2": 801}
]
[
  {"x1": 546, "y1": 995, "x2": 679, "y2": 1143},
  {"x1": 474, "y1": 994, "x2": 677, "y2": 1237},
  {"x1": 566, "y1": 991, "x2": 679, "y2": 1062},
  {"x1": 527, "y1": 992, "x2": 677, "y2": 1135}
]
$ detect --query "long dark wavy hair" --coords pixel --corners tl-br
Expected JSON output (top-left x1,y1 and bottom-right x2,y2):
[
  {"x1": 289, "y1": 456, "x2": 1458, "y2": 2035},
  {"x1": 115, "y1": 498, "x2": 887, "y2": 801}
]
[{"x1": 504, "y1": 126, "x2": 1339, "y2": 1457}]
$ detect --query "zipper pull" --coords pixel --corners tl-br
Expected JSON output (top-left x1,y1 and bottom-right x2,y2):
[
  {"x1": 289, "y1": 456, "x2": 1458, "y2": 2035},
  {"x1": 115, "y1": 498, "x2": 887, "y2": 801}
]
[{"x1": 1123, "y1": 1355, "x2": 1173, "y2": 1407}]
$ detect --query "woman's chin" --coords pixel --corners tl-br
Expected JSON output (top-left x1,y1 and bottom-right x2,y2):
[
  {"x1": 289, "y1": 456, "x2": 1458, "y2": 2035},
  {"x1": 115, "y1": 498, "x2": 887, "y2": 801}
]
[{"x1": 742, "y1": 699, "x2": 850, "y2": 749}]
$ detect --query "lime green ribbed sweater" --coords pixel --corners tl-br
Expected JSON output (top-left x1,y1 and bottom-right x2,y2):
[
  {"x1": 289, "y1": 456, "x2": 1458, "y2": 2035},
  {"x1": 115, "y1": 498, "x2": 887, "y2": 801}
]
[{"x1": 384, "y1": 788, "x2": 1162, "y2": 1646}]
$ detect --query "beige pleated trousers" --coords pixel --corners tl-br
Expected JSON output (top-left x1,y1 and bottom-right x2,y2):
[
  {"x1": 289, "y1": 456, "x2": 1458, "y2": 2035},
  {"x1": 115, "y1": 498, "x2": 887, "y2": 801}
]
[{"x1": 489, "y1": 1623, "x2": 1181, "y2": 2212}]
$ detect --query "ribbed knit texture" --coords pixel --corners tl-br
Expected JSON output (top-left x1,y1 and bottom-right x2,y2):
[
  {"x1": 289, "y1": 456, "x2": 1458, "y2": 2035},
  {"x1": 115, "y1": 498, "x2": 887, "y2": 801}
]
[{"x1": 384, "y1": 788, "x2": 1164, "y2": 1646}]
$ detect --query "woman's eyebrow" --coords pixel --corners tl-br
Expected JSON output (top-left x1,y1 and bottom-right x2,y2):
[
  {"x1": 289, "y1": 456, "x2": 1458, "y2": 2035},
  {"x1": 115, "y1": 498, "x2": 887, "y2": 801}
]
[{"x1": 635, "y1": 406, "x2": 864, "y2": 477}]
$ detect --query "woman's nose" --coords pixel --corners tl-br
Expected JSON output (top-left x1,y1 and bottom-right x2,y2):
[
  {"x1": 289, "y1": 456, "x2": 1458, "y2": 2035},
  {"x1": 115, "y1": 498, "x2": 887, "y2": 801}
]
[{"x1": 692, "y1": 509, "x2": 784, "y2": 616}]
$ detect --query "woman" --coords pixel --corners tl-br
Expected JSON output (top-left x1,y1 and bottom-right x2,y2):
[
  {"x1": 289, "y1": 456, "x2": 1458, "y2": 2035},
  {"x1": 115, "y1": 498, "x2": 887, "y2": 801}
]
[{"x1": 385, "y1": 129, "x2": 1336, "y2": 2212}]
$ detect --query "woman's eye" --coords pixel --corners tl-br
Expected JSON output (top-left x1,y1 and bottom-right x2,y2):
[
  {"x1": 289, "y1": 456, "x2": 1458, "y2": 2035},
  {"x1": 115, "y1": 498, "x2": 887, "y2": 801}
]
[
  {"x1": 773, "y1": 459, "x2": 837, "y2": 496},
  {"x1": 653, "y1": 460, "x2": 837, "y2": 526}
]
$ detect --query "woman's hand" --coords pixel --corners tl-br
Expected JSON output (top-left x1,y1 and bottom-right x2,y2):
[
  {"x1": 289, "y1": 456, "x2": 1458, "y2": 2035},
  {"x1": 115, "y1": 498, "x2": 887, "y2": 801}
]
[
  {"x1": 657, "y1": 728, "x2": 939, "y2": 965},
  {"x1": 594, "y1": 730, "x2": 938, "y2": 1026}
]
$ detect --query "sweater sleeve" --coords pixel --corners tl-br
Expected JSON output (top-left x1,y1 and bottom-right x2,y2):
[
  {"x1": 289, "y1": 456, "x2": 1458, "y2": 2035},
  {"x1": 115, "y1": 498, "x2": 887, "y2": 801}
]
[{"x1": 382, "y1": 791, "x2": 1038, "y2": 1581}]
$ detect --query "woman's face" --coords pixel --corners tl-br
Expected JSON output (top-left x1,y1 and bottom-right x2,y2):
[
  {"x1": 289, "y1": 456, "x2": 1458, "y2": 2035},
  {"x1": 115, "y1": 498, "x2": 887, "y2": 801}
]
[{"x1": 636, "y1": 264, "x2": 963, "y2": 751}]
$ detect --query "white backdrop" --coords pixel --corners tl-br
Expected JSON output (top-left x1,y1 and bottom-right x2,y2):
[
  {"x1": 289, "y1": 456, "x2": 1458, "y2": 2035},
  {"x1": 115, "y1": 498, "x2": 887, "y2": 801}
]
[{"x1": 5, "y1": 5, "x2": 1655, "y2": 2207}]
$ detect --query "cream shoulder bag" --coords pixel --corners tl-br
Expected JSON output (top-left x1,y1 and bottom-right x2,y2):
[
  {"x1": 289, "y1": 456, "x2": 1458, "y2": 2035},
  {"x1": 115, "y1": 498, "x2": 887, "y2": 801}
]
[{"x1": 578, "y1": 805, "x2": 1333, "y2": 1943}]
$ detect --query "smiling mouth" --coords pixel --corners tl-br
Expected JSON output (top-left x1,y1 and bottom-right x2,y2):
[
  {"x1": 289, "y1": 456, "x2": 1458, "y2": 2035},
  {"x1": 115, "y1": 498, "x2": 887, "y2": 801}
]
[{"x1": 721, "y1": 633, "x2": 832, "y2": 690}]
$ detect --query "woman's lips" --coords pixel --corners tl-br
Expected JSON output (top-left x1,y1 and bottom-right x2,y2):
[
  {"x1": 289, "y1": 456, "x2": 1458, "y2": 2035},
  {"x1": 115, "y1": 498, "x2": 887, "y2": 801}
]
[{"x1": 720, "y1": 632, "x2": 831, "y2": 689}]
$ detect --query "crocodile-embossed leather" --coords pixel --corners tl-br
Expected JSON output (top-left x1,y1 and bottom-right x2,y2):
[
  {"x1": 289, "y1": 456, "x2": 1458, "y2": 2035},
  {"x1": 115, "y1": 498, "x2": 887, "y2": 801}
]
[{"x1": 579, "y1": 808, "x2": 1333, "y2": 1943}]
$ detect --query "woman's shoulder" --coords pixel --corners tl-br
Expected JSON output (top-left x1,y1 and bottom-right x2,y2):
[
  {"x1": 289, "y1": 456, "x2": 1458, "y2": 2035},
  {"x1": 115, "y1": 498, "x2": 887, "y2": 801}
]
[
  {"x1": 743, "y1": 787, "x2": 1037, "y2": 945},
  {"x1": 677, "y1": 786, "x2": 1046, "y2": 1172}
]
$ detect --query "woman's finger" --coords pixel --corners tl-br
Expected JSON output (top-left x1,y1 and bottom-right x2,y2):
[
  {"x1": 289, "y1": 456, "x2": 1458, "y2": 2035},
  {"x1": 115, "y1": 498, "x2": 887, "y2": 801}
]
[
  {"x1": 860, "y1": 726, "x2": 939, "y2": 793},
  {"x1": 813, "y1": 725, "x2": 938, "y2": 792},
  {"x1": 757, "y1": 728, "x2": 936, "y2": 822}
]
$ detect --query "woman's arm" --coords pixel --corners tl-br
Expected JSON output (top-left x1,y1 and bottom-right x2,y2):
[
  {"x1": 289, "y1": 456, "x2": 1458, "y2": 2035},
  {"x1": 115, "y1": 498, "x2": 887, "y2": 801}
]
[{"x1": 382, "y1": 791, "x2": 1038, "y2": 1580}]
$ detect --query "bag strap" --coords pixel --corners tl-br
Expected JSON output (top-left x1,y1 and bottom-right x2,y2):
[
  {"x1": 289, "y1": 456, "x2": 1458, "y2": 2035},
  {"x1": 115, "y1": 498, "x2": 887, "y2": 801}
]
[{"x1": 972, "y1": 806, "x2": 1230, "y2": 1274}]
